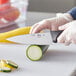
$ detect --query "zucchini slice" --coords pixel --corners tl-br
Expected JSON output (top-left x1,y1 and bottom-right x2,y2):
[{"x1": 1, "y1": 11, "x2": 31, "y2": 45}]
[
  {"x1": 26, "y1": 45, "x2": 49, "y2": 61},
  {"x1": 1, "y1": 60, "x2": 16, "y2": 70},
  {"x1": 0, "y1": 67, "x2": 11, "y2": 72},
  {"x1": 6, "y1": 60, "x2": 18, "y2": 69}
]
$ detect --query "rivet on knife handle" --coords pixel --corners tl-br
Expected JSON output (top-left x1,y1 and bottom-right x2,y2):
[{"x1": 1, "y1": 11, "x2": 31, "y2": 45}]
[{"x1": 50, "y1": 30, "x2": 63, "y2": 43}]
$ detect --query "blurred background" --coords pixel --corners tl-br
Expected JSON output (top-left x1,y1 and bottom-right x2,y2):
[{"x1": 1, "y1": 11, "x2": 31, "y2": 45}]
[
  {"x1": 2, "y1": 0, "x2": 75, "y2": 32},
  {"x1": 28, "y1": 0, "x2": 75, "y2": 13}
]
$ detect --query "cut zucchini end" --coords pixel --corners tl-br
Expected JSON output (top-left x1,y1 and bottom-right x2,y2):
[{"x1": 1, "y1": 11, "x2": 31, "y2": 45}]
[
  {"x1": 1, "y1": 59, "x2": 16, "y2": 70},
  {"x1": 26, "y1": 45, "x2": 42, "y2": 61},
  {"x1": 0, "y1": 59, "x2": 18, "y2": 73},
  {"x1": 6, "y1": 60, "x2": 18, "y2": 69},
  {"x1": 0, "y1": 67, "x2": 11, "y2": 72}
]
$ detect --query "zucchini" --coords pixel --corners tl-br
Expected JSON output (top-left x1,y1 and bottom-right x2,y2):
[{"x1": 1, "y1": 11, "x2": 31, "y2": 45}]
[
  {"x1": 0, "y1": 60, "x2": 2, "y2": 68},
  {"x1": 6, "y1": 60, "x2": 18, "y2": 69},
  {"x1": 0, "y1": 26, "x2": 31, "y2": 40},
  {"x1": 1, "y1": 60, "x2": 15, "y2": 70},
  {"x1": 26, "y1": 45, "x2": 49, "y2": 61},
  {"x1": 0, "y1": 67, "x2": 11, "y2": 72},
  {"x1": 0, "y1": 60, "x2": 18, "y2": 72}
]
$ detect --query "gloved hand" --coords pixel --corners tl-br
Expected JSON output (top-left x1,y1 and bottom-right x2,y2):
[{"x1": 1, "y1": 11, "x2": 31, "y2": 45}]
[
  {"x1": 30, "y1": 13, "x2": 73, "y2": 33},
  {"x1": 58, "y1": 20, "x2": 76, "y2": 45}
]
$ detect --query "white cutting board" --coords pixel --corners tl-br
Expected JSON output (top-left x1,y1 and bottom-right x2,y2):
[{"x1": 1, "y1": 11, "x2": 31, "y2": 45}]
[{"x1": 0, "y1": 43, "x2": 76, "y2": 76}]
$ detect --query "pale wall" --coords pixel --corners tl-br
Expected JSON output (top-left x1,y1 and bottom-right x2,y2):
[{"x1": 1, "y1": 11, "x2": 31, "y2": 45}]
[{"x1": 28, "y1": 0, "x2": 75, "y2": 13}]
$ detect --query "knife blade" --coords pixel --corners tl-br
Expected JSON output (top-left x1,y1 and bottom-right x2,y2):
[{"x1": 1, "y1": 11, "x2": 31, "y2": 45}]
[{"x1": 7, "y1": 31, "x2": 63, "y2": 45}]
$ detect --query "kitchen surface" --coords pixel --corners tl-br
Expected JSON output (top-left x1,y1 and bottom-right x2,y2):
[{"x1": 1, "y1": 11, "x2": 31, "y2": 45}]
[
  {"x1": 0, "y1": 12, "x2": 76, "y2": 76},
  {"x1": 0, "y1": 0, "x2": 76, "y2": 76}
]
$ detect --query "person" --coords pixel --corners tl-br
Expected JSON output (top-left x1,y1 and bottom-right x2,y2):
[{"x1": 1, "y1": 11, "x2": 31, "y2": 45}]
[{"x1": 30, "y1": 7, "x2": 76, "y2": 45}]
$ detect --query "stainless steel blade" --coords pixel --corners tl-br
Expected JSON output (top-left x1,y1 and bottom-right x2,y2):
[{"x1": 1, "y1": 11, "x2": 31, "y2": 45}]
[{"x1": 7, "y1": 32, "x2": 52, "y2": 45}]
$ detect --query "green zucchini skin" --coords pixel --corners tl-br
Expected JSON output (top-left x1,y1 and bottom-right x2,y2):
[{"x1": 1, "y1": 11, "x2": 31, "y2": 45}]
[
  {"x1": 38, "y1": 45, "x2": 49, "y2": 54},
  {"x1": 6, "y1": 60, "x2": 18, "y2": 69},
  {"x1": 26, "y1": 45, "x2": 49, "y2": 61},
  {"x1": 0, "y1": 67, "x2": 11, "y2": 72}
]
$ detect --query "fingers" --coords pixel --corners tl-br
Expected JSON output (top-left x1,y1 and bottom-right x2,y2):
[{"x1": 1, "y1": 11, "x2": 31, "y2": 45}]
[
  {"x1": 31, "y1": 24, "x2": 47, "y2": 33},
  {"x1": 30, "y1": 23, "x2": 39, "y2": 34},
  {"x1": 51, "y1": 23, "x2": 58, "y2": 31},
  {"x1": 57, "y1": 30, "x2": 76, "y2": 45},
  {"x1": 57, "y1": 29, "x2": 71, "y2": 45},
  {"x1": 59, "y1": 21, "x2": 76, "y2": 30},
  {"x1": 64, "y1": 41, "x2": 71, "y2": 46},
  {"x1": 57, "y1": 30, "x2": 66, "y2": 43},
  {"x1": 71, "y1": 36, "x2": 76, "y2": 44},
  {"x1": 30, "y1": 20, "x2": 51, "y2": 34},
  {"x1": 59, "y1": 23, "x2": 70, "y2": 30},
  {"x1": 58, "y1": 22, "x2": 72, "y2": 45}
]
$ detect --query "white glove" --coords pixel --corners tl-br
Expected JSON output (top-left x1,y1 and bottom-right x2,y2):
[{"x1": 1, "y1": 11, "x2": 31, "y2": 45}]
[
  {"x1": 30, "y1": 13, "x2": 72, "y2": 34},
  {"x1": 58, "y1": 20, "x2": 76, "y2": 45}
]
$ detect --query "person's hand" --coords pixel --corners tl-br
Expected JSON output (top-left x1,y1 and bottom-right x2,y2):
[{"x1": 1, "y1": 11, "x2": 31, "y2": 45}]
[
  {"x1": 30, "y1": 13, "x2": 73, "y2": 34},
  {"x1": 58, "y1": 20, "x2": 76, "y2": 45}
]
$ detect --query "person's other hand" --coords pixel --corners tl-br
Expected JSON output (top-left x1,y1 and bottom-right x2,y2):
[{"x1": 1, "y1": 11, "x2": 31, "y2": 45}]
[
  {"x1": 30, "y1": 13, "x2": 72, "y2": 34},
  {"x1": 58, "y1": 21, "x2": 76, "y2": 45}
]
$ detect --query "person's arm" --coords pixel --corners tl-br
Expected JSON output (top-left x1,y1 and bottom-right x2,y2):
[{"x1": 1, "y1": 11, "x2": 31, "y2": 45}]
[{"x1": 68, "y1": 7, "x2": 76, "y2": 20}]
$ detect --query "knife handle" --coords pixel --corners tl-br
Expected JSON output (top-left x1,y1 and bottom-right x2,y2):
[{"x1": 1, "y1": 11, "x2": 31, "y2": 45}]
[{"x1": 50, "y1": 30, "x2": 63, "y2": 43}]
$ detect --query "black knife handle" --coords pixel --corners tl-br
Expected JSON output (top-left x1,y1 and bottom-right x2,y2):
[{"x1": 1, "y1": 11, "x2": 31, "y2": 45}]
[{"x1": 50, "y1": 31, "x2": 63, "y2": 43}]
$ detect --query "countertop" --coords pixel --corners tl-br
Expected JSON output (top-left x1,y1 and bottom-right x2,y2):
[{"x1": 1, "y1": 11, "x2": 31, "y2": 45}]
[{"x1": 0, "y1": 12, "x2": 76, "y2": 76}]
